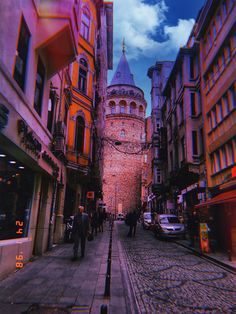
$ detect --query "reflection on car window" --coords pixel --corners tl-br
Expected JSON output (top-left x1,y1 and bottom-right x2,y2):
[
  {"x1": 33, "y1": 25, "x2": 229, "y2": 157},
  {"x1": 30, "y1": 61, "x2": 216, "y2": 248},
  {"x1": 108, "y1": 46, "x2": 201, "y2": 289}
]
[{"x1": 160, "y1": 217, "x2": 180, "y2": 224}]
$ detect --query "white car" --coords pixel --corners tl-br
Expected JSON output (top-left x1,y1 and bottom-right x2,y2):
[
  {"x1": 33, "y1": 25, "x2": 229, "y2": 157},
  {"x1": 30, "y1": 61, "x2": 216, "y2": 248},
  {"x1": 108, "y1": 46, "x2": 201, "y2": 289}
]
[
  {"x1": 117, "y1": 213, "x2": 125, "y2": 220},
  {"x1": 154, "y1": 214, "x2": 185, "y2": 239}
]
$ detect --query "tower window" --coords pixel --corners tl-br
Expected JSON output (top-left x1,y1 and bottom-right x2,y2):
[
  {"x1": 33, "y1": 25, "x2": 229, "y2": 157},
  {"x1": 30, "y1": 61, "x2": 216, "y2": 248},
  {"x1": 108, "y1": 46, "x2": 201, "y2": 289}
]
[{"x1": 81, "y1": 9, "x2": 90, "y2": 41}]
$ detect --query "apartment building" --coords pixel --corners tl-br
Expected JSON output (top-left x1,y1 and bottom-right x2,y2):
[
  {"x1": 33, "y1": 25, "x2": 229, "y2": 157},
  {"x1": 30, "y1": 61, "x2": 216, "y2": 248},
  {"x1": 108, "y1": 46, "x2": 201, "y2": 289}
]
[{"x1": 194, "y1": 0, "x2": 236, "y2": 257}]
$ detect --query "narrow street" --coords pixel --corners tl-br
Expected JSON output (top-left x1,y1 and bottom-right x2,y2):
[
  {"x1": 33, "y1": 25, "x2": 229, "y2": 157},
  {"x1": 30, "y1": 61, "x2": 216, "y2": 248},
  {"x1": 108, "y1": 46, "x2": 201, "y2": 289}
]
[{"x1": 117, "y1": 221, "x2": 236, "y2": 314}]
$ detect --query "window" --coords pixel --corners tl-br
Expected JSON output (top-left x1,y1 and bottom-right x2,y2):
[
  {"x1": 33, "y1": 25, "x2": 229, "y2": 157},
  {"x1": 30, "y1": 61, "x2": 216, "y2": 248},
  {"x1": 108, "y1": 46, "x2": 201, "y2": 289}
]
[
  {"x1": 197, "y1": 91, "x2": 202, "y2": 114},
  {"x1": 208, "y1": 113, "x2": 213, "y2": 130},
  {"x1": 222, "y1": 1, "x2": 227, "y2": 19},
  {"x1": 156, "y1": 169, "x2": 161, "y2": 183},
  {"x1": 181, "y1": 137, "x2": 185, "y2": 161},
  {"x1": 222, "y1": 146, "x2": 228, "y2": 168},
  {"x1": 0, "y1": 150, "x2": 34, "y2": 240},
  {"x1": 111, "y1": 105, "x2": 115, "y2": 114},
  {"x1": 228, "y1": 142, "x2": 235, "y2": 164},
  {"x1": 212, "y1": 107, "x2": 217, "y2": 127},
  {"x1": 223, "y1": 93, "x2": 229, "y2": 116},
  {"x1": 13, "y1": 17, "x2": 30, "y2": 91},
  {"x1": 120, "y1": 129, "x2": 125, "y2": 137},
  {"x1": 216, "y1": 151, "x2": 221, "y2": 171},
  {"x1": 229, "y1": 86, "x2": 235, "y2": 109},
  {"x1": 217, "y1": 10, "x2": 222, "y2": 29},
  {"x1": 81, "y1": 10, "x2": 90, "y2": 41},
  {"x1": 179, "y1": 101, "x2": 184, "y2": 123},
  {"x1": 78, "y1": 58, "x2": 88, "y2": 94},
  {"x1": 224, "y1": 44, "x2": 231, "y2": 62},
  {"x1": 192, "y1": 131, "x2": 198, "y2": 156},
  {"x1": 189, "y1": 56, "x2": 195, "y2": 79},
  {"x1": 75, "y1": 116, "x2": 85, "y2": 153},
  {"x1": 213, "y1": 23, "x2": 217, "y2": 41},
  {"x1": 218, "y1": 100, "x2": 223, "y2": 121},
  {"x1": 34, "y1": 56, "x2": 45, "y2": 116},
  {"x1": 199, "y1": 128, "x2": 204, "y2": 156},
  {"x1": 170, "y1": 151, "x2": 173, "y2": 171},
  {"x1": 130, "y1": 102, "x2": 136, "y2": 114},
  {"x1": 190, "y1": 93, "x2": 196, "y2": 116},
  {"x1": 120, "y1": 104, "x2": 125, "y2": 114},
  {"x1": 47, "y1": 88, "x2": 57, "y2": 132}
]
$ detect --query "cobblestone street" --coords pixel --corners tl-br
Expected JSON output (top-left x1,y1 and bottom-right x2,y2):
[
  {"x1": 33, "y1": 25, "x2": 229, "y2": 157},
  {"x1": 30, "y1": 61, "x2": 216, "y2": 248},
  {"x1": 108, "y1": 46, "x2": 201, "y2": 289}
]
[{"x1": 117, "y1": 222, "x2": 236, "y2": 314}]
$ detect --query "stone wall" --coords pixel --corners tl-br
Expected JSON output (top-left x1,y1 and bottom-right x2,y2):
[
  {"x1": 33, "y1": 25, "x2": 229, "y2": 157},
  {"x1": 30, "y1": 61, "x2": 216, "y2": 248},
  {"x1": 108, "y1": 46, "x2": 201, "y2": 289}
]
[{"x1": 102, "y1": 114, "x2": 144, "y2": 214}]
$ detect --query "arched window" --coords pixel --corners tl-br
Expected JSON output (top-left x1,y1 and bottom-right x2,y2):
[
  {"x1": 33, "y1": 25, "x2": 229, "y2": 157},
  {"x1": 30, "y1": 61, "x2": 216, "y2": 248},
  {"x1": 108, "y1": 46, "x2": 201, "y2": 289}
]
[
  {"x1": 81, "y1": 8, "x2": 90, "y2": 41},
  {"x1": 78, "y1": 58, "x2": 88, "y2": 94},
  {"x1": 119, "y1": 100, "x2": 126, "y2": 114},
  {"x1": 120, "y1": 129, "x2": 125, "y2": 137},
  {"x1": 139, "y1": 105, "x2": 144, "y2": 117},
  {"x1": 75, "y1": 116, "x2": 85, "y2": 153},
  {"x1": 130, "y1": 102, "x2": 136, "y2": 114},
  {"x1": 109, "y1": 101, "x2": 116, "y2": 114}
]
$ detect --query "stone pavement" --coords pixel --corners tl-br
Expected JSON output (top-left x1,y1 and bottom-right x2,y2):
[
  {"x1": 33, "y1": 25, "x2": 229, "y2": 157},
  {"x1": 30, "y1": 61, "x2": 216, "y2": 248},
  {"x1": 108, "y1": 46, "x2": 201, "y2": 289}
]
[
  {"x1": 0, "y1": 221, "x2": 137, "y2": 314},
  {"x1": 174, "y1": 237, "x2": 236, "y2": 273},
  {"x1": 117, "y1": 222, "x2": 236, "y2": 314}
]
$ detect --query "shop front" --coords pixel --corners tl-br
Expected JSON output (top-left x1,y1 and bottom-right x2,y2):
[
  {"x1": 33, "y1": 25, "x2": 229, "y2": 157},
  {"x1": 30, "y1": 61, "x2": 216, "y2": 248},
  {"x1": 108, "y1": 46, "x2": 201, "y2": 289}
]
[
  {"x1": 195, "y1": 189, "x2": 236, "y2": 259},
  {"x1": 0, "y1": 99, "x2": 65, "y2": 278}
]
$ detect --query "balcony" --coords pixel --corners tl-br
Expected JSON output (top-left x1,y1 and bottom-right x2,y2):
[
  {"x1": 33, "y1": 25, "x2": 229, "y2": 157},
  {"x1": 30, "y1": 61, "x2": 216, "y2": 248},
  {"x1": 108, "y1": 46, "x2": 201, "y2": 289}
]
[
  {"x1": 34, "y1": 0, "x2": 78, "y2": 77},
  {"x1": 152, "y1": 183, "x2": 163, "y2": 195}
]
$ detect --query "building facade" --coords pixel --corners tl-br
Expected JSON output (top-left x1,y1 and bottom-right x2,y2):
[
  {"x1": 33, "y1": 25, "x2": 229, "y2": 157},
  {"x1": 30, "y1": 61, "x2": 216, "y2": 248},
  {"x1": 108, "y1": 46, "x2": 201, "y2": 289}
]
[
  {"x1": 0, "y1": 0, "x2": 79, "y2": 278},
  {"x1": 64, "y1": 0, "x2": 113, "y2": 218},
  {"x1": 147, "y1": 61, "x2": 173, "y2": 212},
  {"x1": 194, "y1": 0, "x2": 236, "y2": 257},
  {"x1": 147, "y1": 0, "x2": 236, "y2": 256},
  {"x1": 102, "y1": 49, "x2": 147, "y2": 215}
]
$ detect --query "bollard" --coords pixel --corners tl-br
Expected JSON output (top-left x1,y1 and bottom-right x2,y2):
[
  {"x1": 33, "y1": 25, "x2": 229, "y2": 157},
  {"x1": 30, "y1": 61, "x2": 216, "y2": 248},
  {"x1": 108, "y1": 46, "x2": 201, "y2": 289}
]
[{"x1": 100, "y1": 304, "x2": 108, "y2": 314}]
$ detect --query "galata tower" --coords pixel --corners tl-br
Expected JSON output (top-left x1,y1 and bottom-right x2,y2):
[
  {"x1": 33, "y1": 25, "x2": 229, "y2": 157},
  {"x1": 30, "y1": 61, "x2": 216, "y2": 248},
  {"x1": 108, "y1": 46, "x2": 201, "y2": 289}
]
[{"x1": 102, "y1": 47, "x2": 147, "y2": 215}]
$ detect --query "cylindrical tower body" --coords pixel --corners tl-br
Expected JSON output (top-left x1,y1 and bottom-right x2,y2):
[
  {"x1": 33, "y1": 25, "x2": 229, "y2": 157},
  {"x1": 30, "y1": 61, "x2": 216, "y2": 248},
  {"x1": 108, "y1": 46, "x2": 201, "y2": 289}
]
[{"x1": 102, "y1": 52, "x2": 146, "y2": 215}]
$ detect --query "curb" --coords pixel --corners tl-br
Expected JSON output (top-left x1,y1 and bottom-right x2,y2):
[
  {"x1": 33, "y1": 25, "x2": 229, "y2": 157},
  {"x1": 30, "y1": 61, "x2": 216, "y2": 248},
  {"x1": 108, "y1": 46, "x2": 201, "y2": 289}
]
[{"x1": 174, "y1": 240, "x2": 236, "y2": 274}]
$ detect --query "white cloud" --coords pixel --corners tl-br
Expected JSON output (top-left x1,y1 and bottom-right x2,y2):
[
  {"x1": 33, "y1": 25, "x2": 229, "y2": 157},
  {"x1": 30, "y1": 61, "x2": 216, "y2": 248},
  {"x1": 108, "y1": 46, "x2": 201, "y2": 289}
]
[{"x1": 113, "y1": 0, "x2": 195, "y2": 62}]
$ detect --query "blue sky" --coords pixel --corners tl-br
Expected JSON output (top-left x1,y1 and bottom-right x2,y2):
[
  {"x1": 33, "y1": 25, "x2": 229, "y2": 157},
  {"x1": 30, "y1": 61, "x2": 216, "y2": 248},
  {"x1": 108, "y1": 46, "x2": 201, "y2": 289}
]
[{"x1": 108, "y1": 0, "x2": 206, "y2": 116}]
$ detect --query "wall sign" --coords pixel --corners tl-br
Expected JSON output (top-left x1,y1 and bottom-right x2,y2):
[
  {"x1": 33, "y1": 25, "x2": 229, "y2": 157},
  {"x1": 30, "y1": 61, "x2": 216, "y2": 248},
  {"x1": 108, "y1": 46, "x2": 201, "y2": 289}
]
[
  {"x1": 18, "y1": 120, "x2": 42, "y2": 158},
  {"x1": 0, "y1": 103, "x2": 9, "y2": 130},
  {"x1": 42, "y1": 151, "x2": 59, "y2": 178}
]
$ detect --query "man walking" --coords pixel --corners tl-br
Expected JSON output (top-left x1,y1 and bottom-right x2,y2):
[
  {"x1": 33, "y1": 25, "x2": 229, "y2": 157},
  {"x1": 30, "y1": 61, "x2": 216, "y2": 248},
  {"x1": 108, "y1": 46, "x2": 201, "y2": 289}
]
[{"x1": 72, "y1": 205, "x2": 89, "y2": 260}]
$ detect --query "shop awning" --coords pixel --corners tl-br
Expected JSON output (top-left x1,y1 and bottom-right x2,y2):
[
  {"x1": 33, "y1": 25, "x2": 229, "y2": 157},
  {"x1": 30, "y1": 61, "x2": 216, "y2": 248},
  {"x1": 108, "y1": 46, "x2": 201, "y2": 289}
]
[{"x1": 195, "y1": 190, "x2": 236, "y2": 209}]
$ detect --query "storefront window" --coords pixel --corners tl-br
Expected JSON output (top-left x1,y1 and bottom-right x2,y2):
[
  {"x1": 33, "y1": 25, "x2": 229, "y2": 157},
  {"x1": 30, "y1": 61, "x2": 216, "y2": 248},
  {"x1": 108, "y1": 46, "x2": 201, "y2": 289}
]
[{"x1": 0, "y1": 151, "x2": 34, "y2": 240}]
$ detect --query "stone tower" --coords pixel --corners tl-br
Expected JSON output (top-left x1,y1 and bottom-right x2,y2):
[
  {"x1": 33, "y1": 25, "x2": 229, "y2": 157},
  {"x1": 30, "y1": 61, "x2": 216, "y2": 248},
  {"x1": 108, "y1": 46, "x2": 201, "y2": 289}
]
[{"x1": 102, "y1": 48, "x2": 147, "y2": 215}]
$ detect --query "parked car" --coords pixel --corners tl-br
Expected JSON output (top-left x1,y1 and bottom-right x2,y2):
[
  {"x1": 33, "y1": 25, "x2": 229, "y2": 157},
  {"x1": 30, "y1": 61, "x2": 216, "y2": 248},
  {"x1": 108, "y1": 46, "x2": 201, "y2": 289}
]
[
  {"x1": 153, "y1": 214, "x2": 185, "y2": 239},
  {"x1": 117, "y1": 213, "x2": 125, "y2": 221},
  {"x1": 142, "y1": 212, "x2": 152, "y2": 229}
]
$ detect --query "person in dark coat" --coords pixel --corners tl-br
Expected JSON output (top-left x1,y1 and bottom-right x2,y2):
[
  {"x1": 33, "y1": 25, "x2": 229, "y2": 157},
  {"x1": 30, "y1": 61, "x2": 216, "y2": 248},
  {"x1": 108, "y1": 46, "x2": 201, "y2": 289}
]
[
  {"x1": 127, "y1": 210, "x2": 139, "y2": 237},
  {"x1": 72, "y1": 206, "x2": 89, "y2": 260},
  {"x1": 90, "y1": 209, "x2": 98, "y2": 236},
  {"x1": 187, "y1": 211, "x2": 199, "y2": 247}
]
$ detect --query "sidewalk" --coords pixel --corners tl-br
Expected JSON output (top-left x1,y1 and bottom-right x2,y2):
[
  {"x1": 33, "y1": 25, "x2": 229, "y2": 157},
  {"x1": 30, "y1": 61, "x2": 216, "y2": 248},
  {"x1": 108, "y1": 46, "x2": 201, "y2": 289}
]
[
  {"x1": 0, "y1": 222, "x2": 134, "y2": 314},
  {"x1": 174, "y1": 237, "x2": 236, "y2": 273}
]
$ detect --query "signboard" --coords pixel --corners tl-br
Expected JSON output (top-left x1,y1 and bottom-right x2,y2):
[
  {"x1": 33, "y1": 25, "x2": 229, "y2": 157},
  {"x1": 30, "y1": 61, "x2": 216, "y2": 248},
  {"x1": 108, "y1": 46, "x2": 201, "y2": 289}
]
[
  {"x1": 200, "y1": 223, "x2": 209, "y2": 253},
  {"x1": 232, "y1": 166, "x2": 236, "y2": 178},
  {"x1": 87, "y1": 191, "x2": 94, "y2": 199}
]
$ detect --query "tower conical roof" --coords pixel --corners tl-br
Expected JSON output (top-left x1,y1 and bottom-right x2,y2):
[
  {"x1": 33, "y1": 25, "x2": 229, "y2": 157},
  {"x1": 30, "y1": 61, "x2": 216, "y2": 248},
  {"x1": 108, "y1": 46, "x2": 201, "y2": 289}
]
[{"x1": 110, "y1": 51, "x2": 135, "y2": 86}]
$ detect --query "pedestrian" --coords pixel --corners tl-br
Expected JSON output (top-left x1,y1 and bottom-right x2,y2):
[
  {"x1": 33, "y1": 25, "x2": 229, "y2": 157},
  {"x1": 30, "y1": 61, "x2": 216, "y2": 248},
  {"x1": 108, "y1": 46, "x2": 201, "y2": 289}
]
[
  {"x1": 71, "y1": 205, "x2": 89, "y2": 260},
  {"x1": 127, "y1": 210, "x2": 138, "y2": 237},
  {"x1": 90, "y1": 209, "x2": 98, "y2": 236},
  {"x1": 98, "y1": 208, "x2": 104, "y2": 232},
  {"x1": 187, "y1": 211, "x2": 199, "y2": 247}
]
